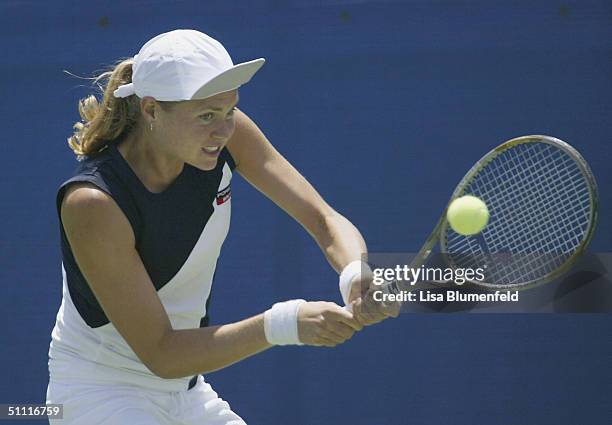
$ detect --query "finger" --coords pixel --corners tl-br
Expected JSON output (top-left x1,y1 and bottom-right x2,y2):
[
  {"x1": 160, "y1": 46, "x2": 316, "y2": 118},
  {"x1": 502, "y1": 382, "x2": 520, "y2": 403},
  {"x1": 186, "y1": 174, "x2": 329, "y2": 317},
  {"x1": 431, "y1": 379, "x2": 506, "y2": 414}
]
[
  {"x1": 367, "y1": 292, "x2": 401, "y2": 318},
  {"x1": 348, "y1": 275, "x2": 364, "y2": 302},
  {"x1": 317, "y1": 328, "x2": 347, "y2": 345},
  {"x1": 323, "y1": 321, "x2": 356, "y2": 340},
  {"x1": 350, "y1": 298, "x2": 364, "y2": 325},
  {"x1": 363, "y1": 290, "x2": 398, "y2": 318},
  {"x1": 362, "y1": 298, "x2": 387, "y2": 319},
  {"x1": 325, "y1": 304, "x2": 364, "y2": 331},
  {"x1": 308, "y1": 335, "x2": 337, "y2": 347},
  {"x1": 349, "y1": 275, "x2": 372, "y2": 302},
  {"x1": 356, "y1": 312, "x2": 385, "y2": 326},
  {"x1": 354, "y1": 298, "x2": 386, "y2": 326},
  {"x1": 317, "y1": 336, "x2": 339, "y2": 347},
  {"x1": 381, "y1": 300, "x2": 401, "y2": 318}
]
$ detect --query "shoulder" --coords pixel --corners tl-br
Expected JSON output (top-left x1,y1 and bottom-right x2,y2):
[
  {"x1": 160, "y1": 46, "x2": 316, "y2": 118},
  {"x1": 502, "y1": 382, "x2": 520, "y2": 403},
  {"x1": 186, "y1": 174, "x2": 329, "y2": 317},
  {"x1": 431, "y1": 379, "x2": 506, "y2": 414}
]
[
  {"x1": 57, "y1": 143, "x2": 142, "y2": 233},
  {"x1": 61, "y1": 182, "x2": 135, "y2": 247},
  {"x1": 63, "y1": 182, "x2": 111, "y2": 207},
  {"x1": 57, "y1": 148, "x2": 116, "y2": 201},
  {"x1": 225, "y1": 108, "x2": 275, "y2": 172}
]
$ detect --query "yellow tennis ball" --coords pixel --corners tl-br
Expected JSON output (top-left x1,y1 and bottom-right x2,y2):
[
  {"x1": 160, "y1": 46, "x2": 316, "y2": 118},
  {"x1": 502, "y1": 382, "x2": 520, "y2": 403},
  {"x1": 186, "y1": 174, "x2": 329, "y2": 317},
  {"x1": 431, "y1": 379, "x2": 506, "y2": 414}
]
[{"x1": 446, "y1": 195, "x2": 489, "y2": 236}]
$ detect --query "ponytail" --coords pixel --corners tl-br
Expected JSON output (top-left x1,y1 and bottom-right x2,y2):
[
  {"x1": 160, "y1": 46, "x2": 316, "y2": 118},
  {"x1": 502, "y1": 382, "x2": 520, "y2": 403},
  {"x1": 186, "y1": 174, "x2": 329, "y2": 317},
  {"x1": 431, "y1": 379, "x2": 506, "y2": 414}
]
[{"x1": 67, "y1": 58, "x2": 141, "y2": 158}]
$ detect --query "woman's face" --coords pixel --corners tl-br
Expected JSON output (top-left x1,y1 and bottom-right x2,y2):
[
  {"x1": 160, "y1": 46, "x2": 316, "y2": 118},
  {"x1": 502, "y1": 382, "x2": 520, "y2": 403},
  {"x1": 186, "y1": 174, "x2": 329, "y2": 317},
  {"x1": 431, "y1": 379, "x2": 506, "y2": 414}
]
[{"x1": 155, "y1": 90, "x2": 239, "y2": 171}]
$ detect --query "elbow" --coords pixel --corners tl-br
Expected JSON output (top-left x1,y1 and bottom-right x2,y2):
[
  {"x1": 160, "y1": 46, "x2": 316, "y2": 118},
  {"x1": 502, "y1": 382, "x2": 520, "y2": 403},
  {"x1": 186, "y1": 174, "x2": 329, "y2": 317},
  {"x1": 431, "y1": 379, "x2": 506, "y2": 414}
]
[
  {"x1": 146, "y1": 356, "x2": 190, "y2": 380},
  {"x1": 139, "y1": 332, "x2": 177, "y2": 379},
  {"x1": 147, "y1": 359, "x2": 209, "y2": 380},
  {"x1": 143, "y1": 353, "x2": 174, "y2": 379},
  {"x1": 312, "y1": 209, "x2": 340, "y2": 240},
  {"x1": 154, "y1": 369, "x2": 181, "y2": 380},
  {"x1": 142, "y1": 332, "x2": 207, "y2": 380}
]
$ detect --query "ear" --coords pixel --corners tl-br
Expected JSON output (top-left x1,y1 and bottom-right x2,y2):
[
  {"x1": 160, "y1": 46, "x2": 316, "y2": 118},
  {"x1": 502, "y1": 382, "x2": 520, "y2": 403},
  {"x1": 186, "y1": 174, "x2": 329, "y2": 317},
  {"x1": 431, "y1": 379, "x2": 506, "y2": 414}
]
[{"x1": 140, "y1": 96, "x2": 158, "y2": 123}]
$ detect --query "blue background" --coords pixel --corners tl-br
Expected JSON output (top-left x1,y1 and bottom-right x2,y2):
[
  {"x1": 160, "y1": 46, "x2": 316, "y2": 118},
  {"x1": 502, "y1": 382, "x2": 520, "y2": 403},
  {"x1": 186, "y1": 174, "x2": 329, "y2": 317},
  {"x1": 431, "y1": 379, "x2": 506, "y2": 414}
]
[{"x1": 1, "y1": 1, "x2": 611, "y2": 424}]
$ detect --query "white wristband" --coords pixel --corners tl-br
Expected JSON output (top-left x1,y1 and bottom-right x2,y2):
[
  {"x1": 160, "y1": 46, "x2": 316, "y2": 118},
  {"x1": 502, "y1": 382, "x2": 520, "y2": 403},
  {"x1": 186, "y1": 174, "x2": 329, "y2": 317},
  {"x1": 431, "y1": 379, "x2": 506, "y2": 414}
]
[
  {"x1": 339, "y1": 260, "x2": 373, "y2": 306},
  {"x1": 263, "y1": 299, "x2": 306, "y2": 346}
]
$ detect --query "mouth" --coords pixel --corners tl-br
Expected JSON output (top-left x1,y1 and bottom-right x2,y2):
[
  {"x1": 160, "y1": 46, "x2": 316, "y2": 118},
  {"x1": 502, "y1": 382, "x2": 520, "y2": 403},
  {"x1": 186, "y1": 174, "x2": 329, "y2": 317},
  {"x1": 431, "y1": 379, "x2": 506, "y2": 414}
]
[{"x1": 201, "y1": 145, "x2": 221, "y2": 157}]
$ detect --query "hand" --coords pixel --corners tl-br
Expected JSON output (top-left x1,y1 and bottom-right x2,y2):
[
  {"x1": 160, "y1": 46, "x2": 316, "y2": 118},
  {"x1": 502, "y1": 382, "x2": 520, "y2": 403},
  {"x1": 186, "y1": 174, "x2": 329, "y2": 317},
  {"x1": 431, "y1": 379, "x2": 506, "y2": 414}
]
[
  {"x1": 297, "y1": 301, "x2": 363, "y2": 347},
  {"x1": 347, "y1": 275, "x2": 401, "y2": 326}
]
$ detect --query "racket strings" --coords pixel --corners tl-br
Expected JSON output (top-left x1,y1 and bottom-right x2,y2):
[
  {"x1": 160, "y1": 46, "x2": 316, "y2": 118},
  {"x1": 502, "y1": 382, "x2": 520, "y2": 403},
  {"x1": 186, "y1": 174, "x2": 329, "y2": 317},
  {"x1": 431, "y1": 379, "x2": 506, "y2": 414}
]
[
  {"x1": 486, "y1": 146, "x2": 587, "y2": 247},
  {"x1": 445, "y1": 142, "x2": 593, "y2": 286},
  {"x1": 477, "y1": 151, "x2": 583, "y2": 282},
  {"x1": 480, "y1": 146, "x2": 587, "y2": 281},
  {"x1": 470, "y1": 148, "x2": 573, "y2": 252}
]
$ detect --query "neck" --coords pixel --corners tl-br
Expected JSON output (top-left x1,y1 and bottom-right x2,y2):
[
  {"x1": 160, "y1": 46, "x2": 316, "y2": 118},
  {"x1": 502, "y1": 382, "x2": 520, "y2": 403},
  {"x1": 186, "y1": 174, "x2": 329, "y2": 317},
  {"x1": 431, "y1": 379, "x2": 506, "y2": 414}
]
[{"x1": 117, "y1": 131, "x2": 184, "y2": 193}]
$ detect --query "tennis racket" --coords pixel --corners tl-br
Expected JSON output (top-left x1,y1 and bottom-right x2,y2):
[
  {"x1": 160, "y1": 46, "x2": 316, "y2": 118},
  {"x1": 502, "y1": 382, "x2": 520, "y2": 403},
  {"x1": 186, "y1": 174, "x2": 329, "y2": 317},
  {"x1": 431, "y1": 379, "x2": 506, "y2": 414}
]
[{"x1": 349, "y1": 135, "x2": 599, "y2": 306}]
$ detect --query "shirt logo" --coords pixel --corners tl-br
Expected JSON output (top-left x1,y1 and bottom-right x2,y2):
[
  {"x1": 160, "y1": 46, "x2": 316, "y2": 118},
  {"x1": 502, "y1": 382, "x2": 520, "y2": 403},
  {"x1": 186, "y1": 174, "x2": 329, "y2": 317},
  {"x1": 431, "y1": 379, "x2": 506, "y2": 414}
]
[{"x1": 216, "y1": 185, "x2": 231, "y2": 205}]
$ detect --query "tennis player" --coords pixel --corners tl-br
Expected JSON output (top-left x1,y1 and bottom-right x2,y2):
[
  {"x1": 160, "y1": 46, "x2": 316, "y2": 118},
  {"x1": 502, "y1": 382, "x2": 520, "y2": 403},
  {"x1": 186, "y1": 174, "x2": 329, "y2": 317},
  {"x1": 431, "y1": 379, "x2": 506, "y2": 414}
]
[{"x1": 46, "y1": 29, "x2": 396, "y2": 424}]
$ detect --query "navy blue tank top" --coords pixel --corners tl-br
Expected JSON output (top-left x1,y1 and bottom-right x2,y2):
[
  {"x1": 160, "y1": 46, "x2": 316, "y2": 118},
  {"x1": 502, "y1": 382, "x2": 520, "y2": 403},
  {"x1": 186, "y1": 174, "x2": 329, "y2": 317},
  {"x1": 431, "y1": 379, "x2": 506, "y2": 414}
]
[{"x1": 56, "y1": 141, "x2": 236, "y2": 328}]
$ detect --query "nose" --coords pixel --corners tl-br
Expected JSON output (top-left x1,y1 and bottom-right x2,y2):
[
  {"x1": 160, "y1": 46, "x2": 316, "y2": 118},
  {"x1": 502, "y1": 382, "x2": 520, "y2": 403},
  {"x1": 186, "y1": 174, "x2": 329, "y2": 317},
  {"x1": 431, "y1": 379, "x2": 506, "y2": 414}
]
[{"x1": 211, "y1": 118, "x2": 235, "y2": 142}]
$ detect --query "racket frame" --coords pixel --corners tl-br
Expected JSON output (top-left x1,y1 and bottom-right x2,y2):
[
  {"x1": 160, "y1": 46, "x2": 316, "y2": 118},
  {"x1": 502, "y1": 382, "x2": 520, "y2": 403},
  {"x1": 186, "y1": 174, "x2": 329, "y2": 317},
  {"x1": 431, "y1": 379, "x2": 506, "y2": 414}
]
[{"x1": 387, "y1": 135, "x2": 598, "y2": 295}]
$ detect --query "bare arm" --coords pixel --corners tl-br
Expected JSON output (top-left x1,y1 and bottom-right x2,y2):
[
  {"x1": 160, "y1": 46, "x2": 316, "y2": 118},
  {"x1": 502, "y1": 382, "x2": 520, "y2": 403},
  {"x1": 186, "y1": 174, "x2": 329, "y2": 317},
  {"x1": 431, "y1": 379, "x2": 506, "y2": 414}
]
[
  {"x1": 227, "y1": 111, "x2": 398, "y2": 324},
  {"x1": 61, "y1": 183, "x2": 271, "y2": 379},
  {"x1": 61, "y1": 183, "x2": 359, "y2": 379},
  {"x1": 227, "y1": 109, "x2": 367, "y2": 273}
]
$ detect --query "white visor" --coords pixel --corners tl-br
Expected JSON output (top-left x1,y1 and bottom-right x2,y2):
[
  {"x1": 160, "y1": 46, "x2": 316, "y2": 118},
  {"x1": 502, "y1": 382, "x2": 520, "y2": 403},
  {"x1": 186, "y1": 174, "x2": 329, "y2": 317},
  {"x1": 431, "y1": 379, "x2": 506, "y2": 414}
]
[{"x1": 113, "y1": 29, "x2": 265, "y2": 101}]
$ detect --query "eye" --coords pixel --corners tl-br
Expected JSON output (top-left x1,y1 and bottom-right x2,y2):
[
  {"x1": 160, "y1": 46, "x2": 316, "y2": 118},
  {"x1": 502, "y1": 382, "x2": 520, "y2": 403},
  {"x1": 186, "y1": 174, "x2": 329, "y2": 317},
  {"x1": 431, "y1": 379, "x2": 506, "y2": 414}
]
[
  {"x1": 226, "y1": 107, "x2": 236, "y2": 119},
  {"x1": 199, "y1": 112, "x2": 215, "y2": 122}
]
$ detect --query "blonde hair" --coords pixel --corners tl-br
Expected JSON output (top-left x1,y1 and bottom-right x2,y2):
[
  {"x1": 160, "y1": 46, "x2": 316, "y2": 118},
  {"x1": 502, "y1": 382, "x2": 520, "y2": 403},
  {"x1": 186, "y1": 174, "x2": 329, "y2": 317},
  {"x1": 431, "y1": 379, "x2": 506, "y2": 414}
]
[{"x1": 67, "y1": 58, "x2": 142, "y2": 157}]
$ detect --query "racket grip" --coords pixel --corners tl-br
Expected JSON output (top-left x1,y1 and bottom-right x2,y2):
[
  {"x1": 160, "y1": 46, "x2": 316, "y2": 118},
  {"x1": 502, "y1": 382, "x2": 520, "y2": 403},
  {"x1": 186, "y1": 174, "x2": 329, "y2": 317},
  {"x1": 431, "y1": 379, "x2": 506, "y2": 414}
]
[{"x1": 342, "y1": 280, "x2": 400, "y2": 313}]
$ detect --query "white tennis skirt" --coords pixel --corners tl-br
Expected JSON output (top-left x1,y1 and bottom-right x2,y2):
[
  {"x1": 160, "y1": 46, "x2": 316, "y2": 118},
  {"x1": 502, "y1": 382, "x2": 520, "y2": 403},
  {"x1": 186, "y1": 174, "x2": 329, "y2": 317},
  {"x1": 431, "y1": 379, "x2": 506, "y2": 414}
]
[{"x1": 45, "y1": 375, "x2": 246, "y2": 425}]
